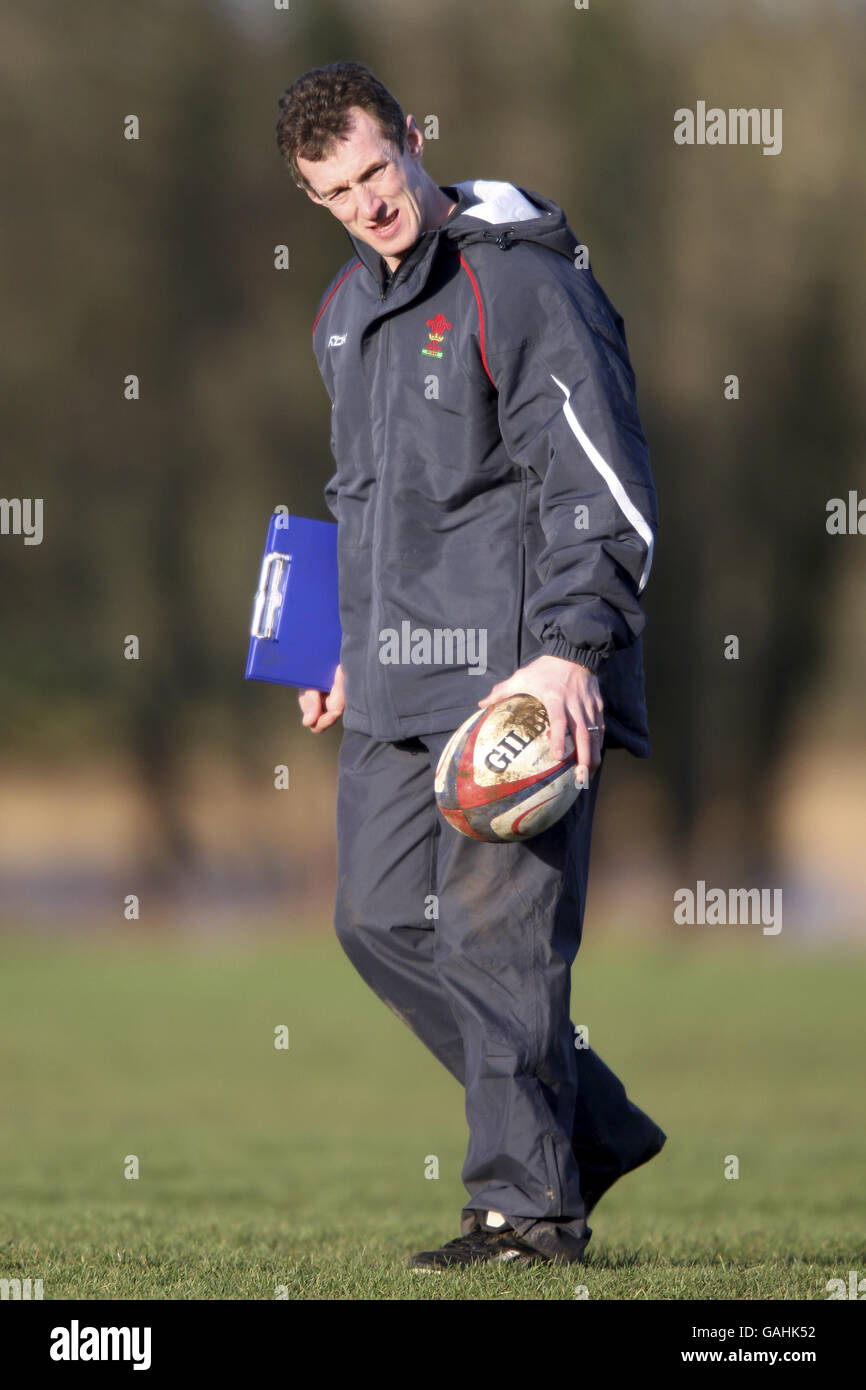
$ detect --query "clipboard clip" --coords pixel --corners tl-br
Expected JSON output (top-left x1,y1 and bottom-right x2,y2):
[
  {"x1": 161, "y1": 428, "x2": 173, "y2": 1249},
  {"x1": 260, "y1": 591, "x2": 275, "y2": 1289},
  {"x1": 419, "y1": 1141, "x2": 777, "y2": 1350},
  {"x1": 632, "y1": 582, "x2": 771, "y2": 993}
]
[{"x1": 251, "y1": 551, "x2": 290, "y2": 640}]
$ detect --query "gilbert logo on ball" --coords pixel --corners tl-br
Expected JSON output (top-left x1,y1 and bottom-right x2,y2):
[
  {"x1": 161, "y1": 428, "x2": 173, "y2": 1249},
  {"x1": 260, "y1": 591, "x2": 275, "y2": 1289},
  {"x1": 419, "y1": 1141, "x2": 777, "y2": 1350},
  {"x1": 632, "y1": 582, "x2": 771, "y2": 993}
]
[{"x1": 434, "y1": 693, "x2": 583, "y2": 842}]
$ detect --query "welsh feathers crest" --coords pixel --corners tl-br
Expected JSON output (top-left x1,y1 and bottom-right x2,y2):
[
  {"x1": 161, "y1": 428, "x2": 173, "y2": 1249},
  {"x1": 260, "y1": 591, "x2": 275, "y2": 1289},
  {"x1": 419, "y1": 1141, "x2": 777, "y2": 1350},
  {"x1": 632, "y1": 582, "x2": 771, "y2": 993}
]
[{"x1": 421, "y1": 312, "x2": 453, "y2": 359}]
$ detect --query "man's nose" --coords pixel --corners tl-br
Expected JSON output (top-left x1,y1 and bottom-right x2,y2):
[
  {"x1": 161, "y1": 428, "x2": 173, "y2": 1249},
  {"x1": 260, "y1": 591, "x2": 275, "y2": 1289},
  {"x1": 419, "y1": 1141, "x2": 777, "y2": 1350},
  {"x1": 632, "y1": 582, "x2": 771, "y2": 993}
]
[{"x1": 356, "y1": 184, "x2": 385, "y2": 221}]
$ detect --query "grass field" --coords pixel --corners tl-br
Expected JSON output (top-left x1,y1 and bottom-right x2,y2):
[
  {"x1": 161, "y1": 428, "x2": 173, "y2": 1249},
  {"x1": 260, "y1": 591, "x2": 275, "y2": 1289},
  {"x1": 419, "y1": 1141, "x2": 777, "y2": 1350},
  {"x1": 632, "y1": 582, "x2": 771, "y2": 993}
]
[{"x1": 1, "y1": 929, "x2": 864, "y2": 1300}]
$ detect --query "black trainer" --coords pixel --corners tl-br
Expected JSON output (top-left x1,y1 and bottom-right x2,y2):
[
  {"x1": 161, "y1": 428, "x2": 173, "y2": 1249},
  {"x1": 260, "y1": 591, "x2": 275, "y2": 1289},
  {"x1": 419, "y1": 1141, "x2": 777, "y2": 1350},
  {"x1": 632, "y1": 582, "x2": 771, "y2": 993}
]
[{"x1": 408, "y1": 1227, "x2": 549, "y2": 1272}]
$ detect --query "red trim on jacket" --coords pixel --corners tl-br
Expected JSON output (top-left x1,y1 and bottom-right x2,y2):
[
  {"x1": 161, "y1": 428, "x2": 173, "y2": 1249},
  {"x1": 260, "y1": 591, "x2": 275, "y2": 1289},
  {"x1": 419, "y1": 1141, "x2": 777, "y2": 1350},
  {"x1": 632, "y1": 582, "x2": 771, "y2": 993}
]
[
  {"x1": 459, "y1": 254, "x2": 497, "y2": 389},
  {"x1": 312, "y1": 262, "x2": 362, "y2": 336}
]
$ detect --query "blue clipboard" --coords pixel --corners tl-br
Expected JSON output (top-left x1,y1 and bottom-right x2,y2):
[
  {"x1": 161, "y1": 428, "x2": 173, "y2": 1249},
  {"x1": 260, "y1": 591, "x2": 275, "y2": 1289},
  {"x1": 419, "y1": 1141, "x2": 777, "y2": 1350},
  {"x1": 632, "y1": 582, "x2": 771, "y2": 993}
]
[{"x1": 245, "y1": 513, "x2": 341, "y2": 692}]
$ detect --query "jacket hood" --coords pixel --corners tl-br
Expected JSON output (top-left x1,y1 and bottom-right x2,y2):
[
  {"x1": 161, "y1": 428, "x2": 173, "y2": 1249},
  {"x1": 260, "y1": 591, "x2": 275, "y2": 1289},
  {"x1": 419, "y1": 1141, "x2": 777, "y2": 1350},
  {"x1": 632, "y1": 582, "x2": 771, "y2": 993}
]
[{"x1": 442, "y1": 179, "x2": 579, "y2": 260}]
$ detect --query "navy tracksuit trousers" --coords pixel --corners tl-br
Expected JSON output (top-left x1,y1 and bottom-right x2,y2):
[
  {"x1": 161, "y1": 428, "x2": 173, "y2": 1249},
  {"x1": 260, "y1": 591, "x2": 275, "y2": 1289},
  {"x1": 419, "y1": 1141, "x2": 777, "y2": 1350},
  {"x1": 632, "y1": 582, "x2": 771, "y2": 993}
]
[{"x1": 334, "y1": 725, "x2": 666, "y2": 1261}]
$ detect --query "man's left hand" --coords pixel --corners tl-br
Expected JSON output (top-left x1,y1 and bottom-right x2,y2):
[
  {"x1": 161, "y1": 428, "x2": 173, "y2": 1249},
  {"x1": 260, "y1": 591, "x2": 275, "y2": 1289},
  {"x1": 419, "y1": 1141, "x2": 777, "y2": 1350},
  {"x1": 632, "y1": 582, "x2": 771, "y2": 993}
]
[{"x1": 477, "y1": 654, "x2": 605, "y2": 780}]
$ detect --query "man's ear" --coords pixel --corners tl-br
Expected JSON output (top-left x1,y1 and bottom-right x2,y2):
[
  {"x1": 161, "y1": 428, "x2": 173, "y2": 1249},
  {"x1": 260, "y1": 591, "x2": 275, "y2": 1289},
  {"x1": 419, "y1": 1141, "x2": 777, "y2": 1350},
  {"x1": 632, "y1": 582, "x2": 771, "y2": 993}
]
[{"x1": 404, "y1": 113, "x2": 424, "y2": 159}]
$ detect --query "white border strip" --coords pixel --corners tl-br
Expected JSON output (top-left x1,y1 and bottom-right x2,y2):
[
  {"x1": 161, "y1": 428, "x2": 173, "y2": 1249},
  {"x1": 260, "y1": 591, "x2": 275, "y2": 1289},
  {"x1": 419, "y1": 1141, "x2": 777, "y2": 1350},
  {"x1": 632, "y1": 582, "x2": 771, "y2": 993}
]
[{"x1": 551, "y1": 373, "x2": 654, "y2": 593}]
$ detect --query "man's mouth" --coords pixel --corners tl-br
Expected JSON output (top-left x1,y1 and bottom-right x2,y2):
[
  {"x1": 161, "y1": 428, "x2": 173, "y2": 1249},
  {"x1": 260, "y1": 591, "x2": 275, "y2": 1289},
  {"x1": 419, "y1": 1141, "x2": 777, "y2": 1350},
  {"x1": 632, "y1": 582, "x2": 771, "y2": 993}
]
[{"x1": 369, "y1": 208, "x2": 400, "y2": 238}]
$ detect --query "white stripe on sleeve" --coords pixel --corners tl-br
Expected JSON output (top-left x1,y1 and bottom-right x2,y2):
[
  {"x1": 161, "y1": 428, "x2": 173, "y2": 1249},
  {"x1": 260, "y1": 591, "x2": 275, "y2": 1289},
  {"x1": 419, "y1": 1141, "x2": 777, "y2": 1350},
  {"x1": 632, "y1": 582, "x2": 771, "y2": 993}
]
[{"x1": 551, "y1": 373, "x2": 655, "y2": 593}]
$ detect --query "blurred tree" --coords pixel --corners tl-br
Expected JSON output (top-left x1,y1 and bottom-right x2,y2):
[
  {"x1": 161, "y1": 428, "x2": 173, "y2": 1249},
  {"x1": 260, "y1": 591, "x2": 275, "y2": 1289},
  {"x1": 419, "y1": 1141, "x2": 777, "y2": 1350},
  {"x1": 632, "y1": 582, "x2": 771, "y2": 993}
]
[{"x1": 0, "y1": 0, "x2": 863, "y2": 902}]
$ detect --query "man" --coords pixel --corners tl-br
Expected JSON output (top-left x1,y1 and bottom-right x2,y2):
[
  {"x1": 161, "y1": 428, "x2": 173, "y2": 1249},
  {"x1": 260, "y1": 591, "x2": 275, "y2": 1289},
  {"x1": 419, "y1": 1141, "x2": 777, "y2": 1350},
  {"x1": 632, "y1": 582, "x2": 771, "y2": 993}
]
[{"x1": 276, "y1": 61, "x2": 665, "y2": 1270}]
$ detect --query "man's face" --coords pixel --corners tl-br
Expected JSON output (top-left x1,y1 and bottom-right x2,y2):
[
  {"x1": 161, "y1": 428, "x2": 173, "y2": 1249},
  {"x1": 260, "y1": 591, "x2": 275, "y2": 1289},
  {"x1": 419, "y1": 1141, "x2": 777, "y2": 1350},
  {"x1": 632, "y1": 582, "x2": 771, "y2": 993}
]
[{"x1": 297, "y1": 107, "x2": 429, "y2": 269}]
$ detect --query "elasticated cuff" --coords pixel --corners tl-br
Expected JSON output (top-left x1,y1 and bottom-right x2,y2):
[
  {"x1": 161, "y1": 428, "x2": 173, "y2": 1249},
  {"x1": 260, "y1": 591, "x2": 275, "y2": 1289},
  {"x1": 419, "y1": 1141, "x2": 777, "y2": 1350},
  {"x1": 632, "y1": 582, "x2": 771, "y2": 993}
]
[{"x1": 541, "y1": 635, "x2": 606, "y2": 674}]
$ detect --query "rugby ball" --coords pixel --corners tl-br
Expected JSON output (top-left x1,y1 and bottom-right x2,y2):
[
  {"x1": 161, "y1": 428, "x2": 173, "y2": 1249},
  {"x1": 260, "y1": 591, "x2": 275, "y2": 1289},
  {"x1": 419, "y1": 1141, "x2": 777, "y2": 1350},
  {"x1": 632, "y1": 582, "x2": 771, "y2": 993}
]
[{"x1": 434, "y1": 693, "x2": 583, "y2": 842}]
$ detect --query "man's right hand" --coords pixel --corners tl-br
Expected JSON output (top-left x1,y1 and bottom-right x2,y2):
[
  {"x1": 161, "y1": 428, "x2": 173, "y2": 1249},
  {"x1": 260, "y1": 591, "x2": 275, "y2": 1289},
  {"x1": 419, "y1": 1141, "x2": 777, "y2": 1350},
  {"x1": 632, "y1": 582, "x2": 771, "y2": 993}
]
[{"x1": 298, "y1": 663, "x2": 345, "y2": 733}]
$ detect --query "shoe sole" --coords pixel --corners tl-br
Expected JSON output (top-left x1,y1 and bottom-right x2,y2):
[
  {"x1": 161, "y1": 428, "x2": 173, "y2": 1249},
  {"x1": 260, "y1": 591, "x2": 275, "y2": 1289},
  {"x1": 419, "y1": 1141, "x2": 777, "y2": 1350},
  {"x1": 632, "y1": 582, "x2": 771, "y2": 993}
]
[{"x1": 408, "y1": 1252, "x2": 547, "y2": 1272}]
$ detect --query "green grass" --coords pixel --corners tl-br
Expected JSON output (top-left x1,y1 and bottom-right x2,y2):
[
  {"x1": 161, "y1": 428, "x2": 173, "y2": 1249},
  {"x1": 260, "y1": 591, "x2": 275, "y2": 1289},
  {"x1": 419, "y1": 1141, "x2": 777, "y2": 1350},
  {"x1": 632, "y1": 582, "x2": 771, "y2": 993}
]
[{"x1": 1, "y1": 929, "x2": 864, "y2": 1299}]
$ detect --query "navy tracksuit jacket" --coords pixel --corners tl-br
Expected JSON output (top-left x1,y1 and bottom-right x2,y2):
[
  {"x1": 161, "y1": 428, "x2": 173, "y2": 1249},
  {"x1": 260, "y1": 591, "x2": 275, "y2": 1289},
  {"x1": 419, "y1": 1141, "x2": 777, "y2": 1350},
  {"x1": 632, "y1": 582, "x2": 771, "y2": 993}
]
[{"x1": 313, "y1": 179, "x2": 665, "y2": 1259}]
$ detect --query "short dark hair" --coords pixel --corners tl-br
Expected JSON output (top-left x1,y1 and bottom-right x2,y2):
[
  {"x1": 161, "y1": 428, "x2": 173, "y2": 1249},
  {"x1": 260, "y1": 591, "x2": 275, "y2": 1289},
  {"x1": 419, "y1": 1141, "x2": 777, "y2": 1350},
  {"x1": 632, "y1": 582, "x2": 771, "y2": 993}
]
[{"x1": 276, "y1": 62, "x2": 405, "y2": 191}]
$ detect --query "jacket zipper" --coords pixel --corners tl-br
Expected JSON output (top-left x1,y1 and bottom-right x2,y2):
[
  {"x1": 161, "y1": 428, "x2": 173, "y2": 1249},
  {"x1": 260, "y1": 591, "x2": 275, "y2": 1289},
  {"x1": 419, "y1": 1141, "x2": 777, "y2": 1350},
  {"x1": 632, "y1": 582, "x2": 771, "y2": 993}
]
[{"x1": 542, "y1": 1132, "x2": 564, "y2": 1214}]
